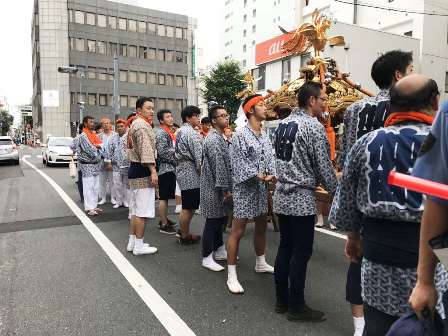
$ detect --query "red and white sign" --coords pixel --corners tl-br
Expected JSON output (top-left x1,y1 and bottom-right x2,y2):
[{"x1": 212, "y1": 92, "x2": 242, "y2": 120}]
[{"x1": 255, "y1": 33, "x2": 292, "y2": 65}]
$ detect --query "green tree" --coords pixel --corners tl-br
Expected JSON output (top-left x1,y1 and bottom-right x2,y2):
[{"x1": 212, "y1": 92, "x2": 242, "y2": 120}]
[
  {"x1": 200, "y1": 60, "x2": 246, "y2": 123},
  {"x1": 0, "y1": 110, "x2": 14, "y2": 135}
]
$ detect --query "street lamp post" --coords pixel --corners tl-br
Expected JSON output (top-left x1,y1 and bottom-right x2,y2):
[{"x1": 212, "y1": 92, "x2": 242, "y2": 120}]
[{"x1": 57, "y1": 65, "x2": 85, "y2": 128}]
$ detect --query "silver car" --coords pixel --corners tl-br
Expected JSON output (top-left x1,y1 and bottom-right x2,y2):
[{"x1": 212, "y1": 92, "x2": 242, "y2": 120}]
[
  {"x1": 42, "y1": 136, "x2": 75, "y2": 166},
  {"x1": 0, "y1": 136, "x2": 19, "y2": 165}
]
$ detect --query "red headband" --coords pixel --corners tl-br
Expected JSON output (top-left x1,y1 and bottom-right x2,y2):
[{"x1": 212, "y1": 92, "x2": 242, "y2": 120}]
[
  {"x1": 243, "y1": 96, "x2": 264, "y2": 113},
  {"x1": 115, "y1": 119, "x2": 126, "y2": 125}
]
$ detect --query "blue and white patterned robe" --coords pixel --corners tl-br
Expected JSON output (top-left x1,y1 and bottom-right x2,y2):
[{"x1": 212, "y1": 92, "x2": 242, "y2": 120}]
[{"x1": 230, "y1": 125, "x2": 276, "y2": 219}]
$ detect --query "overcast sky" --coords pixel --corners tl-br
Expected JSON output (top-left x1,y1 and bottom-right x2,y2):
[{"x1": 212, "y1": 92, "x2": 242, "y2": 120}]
[{"x1": 0, "y1": 0, "x2": 223, "y2": 109}]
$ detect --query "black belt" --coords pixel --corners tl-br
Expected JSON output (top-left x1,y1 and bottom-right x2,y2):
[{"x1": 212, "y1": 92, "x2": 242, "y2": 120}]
[{"x1": 362, "y1": 217, "x2": 420, "y2": 268}]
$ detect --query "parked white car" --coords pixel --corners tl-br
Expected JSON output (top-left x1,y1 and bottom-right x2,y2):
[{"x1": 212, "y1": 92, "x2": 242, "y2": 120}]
[
  {"x1": 0, "y1": 136, "x2": 19, "y2": 165},
  {"x1": 42, "y1": 136, "x2": 75, "y2": 166}
]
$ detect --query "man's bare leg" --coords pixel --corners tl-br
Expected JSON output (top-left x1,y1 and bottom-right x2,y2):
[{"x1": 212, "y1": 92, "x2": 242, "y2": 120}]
[
  {"x1": 254, "y1": 214, "x2": 274, "y2": 273},
  {"x1": 159, "y1": 200, "x2": 169, "y2": 226},
  {"x1": 179, "y1": 208, "x2": 194, "y2": 238},
  {"x1": 226, "y1": 219, "x2": 247, "y2": 293}
]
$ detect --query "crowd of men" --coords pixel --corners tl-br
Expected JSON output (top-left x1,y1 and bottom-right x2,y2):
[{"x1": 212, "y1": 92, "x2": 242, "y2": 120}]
[{"x1": 71, "y1": 49, "x2": 448, "y2": 335}]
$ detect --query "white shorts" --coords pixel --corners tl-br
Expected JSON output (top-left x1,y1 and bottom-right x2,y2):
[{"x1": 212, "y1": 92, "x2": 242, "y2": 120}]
[{"x1": 129, "y1": 188, "x2": 155, "y2": 218}]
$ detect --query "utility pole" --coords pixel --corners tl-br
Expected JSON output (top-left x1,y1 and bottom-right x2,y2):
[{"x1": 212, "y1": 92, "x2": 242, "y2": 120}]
[{"x1": 113, "y1": 52, "x2": 119, "y2": 121}]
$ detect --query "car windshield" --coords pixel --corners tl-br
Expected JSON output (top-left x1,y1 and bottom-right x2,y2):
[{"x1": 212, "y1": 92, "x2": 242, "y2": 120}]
[
  {"x1": 48, "y1": 138, "x2": 73, "y2": 147},
  {"x1": 0, "y1": 139, "x2": 12, "y2": 146}
]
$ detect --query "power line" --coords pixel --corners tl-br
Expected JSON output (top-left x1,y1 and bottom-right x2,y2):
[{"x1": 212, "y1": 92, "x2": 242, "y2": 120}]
[{"x1": 334, "y1": 0, "x2": 448, "y2": 16}]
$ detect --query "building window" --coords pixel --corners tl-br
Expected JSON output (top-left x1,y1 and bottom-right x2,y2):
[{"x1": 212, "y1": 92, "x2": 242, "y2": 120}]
[
  {"x1": 243, "y1": 29, "x2": 246, "y2": 37},
  {"x1": 148, "y1": 72, "x2": 156, "y2": 85},
  {"x1": 87, "y1": 67, "x2": 96, "y2": 79},
  {"x1": 243, "y1": 14, "x2": 247, "y2": 22},
  {"x1": 68, "y1": 10, "x2": 73, "y2": 23},
  {"x1": 98, "y1": 41, "x2": 106, "y2": 55},
  {"x1": 243, "y1": 59, "x2": 247, "y2": 68},
  {"x1": 70, "y1": 92, "x2": 76, "y2": 105},
  {"x1": 119, "y1": 44, "x2": 127, "y2": 57},
  {"x1": 138, "y1": 21, "x2": 146, "y2": 33},
  {"x1": 128, "y1": 19, "x2": 137, "y2": 32},
  {"x1": 252, "y1": 25, "x2": 256, "y2": 33},
  {"x1": 166, "y1": 74, "x2": 174, "y2": 86},
  {"x1": 120, "y1": 95, "x2": 128, "y2": 107},
  {"x1": 244, "y1": 0, "x2": 247, "y2": 7},
  {"x1": 166, "y1": 50, "x2": 174, "y2": 62},
  {"x1": 183, "y1": 28, "x2": 188, "y2": 39},
  {"x1": 129, "y1": 96, "x2": 138, "y2": 108},
  {"x1": 69, "y1": 37, "x2": 75, "y2": 50},
  {"x1": 99, "y1": 94, "x2": 107, "y2": 106},
  {"x1": 107, "y1": 95, "x2": 113, "y2": 106},
  {"x1": 139, "y1": 46, "x2": 147, "y2": 58},
  {"x1": 75, "y1": 10, "x2": 84, "y2": 24},
  {"x1": 120, "y1": 70, "x2": 128, "y2": 82},
  {"x1": 97, "y1": 14, "x2": 106, "y2": 27},
  {"x1": 282, "y1": 58, "x2": 291, "y2": 83},
  {"x1": 243, "y1": 44, "x2": 246, "y2": 52},
  {"x1": 252, "y1": 65, "x2": 265, "y2": 90},
  {"x1": 87, "y1": 40, "x2": 96, "y2": 53},
  {"x1": 148, "y1": 22, "x2": 156, "y2": 35},
  {"x1": 108, "y1": 42, "x2": 117, "y2": 56},
  {"x1": 98, "y1": 68, "x2": 107, "y2": 80},
  {"x1": 175, "y1": 75, "x2": 183, "y2": 87},
  {"x1": 157, "y1": 49, "x2": 165, "y2": 61},
  {"x1": 300, "y1": 52, "x2": 312, "y2": 67},
  {"x1": 108, "y1": 16, "x2": 117, "y2": 29},
  {"x1": 75, "y1": 38, "x2": 85, "y2": 51},
  {"x1": 138, "y1": 72, "x2": 146, "y2": 84},
  {"x1": 305, "y1": 0, "x2": 310, "y2": 5},
  {"x1": 252, "y1": 40, "x2": 256, "y2": 46},
  {"x1": 108, "y1": 69, "x2": 114, "y2": 81},
  {"x1": 158, "y1": 98, "x2": 166, "y2": 110},
  {"x1": 166, "y1": 99, "x2": 174, "y2": 110},
  {"x1": 176, "y1": 99, "x2": 183, "y2": 111},
  {"x1": 176, "y1": 27, "x2": 183, "y2": 39},
  {"x1": 175, "y1": 51, "x2": 183, "y2": 62},
  {"x1": 404, "y1": 31, "x2": 413, "y2": 37},
  {"x1": 158, "y1": 74, "x2": 165, "y2": 85},
  {"x1": 166, "y1": 26, "x2": 174, "y2": 37},
  {"x1": 86, "y1": 12, "x2": 95, "y2": 26},
  {"x1": 253, "y1": 9, "x2": 256, "y2": 17},
  {"x1": 78, "y1": 93, "x2": 86, "y2": 103},
  {"x1": 128, "y1": 71, "x2": 137, "y2": 83},
  {"x1": 147, "y1": 48, "x2": 156, "y2": 60},
  {"x1": 88, "y1": 93, "x2": 97, "y2": 106},
  {"x1": 129, "y1": 45, "x2": 137, "y2": 58},
  {"x1": 118, "y1": 18, "x2": 127, "y2": 30},
  {"x1": 157, "y1": 24, "x2": 166, "y2": 36}
]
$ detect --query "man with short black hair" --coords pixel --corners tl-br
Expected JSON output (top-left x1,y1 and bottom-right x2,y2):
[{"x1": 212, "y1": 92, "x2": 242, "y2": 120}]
[
  {"x1": 200, "y1": 117, "x2": 211, "y2": 138},
  {"x1": 330, "y1": 74, "x2": 448, "y2": 335},
  {"x1": 273, "y1": 81, "x2": 337, "y2": 322},
  {"x1": 78, "y1": 116, "x2": 103, "y2": 216},
  {"x1": 200, "y1": 105, "x2": 232, "y2": 272},
  {"x1": 126, "y1": 97, "x2": 158, "y2": 256},
  {"x1": 155, "y1": 109, "x2": 177, "y2": 235},
  {"x1": 336, "y1": 49, "x2": 414, "y2": 336},
  {"x1": 175, "y1": 105, "x2": 203, "y2": 244}
]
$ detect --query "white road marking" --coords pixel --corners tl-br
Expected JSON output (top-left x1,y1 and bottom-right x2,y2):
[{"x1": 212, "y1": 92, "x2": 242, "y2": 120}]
[
  {"x1": 22, "y1": 156, "x2": 196, "y2": 336},
  {"x1": 315, "y1": 227, "x2": 347, "y2": 240},
  {"x1": 36, "y1": 155, "x2": 43, "y2": 158}
]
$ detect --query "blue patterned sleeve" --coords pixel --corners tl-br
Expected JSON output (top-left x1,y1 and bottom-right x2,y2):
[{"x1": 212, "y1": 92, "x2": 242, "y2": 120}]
[
  {"x1": 329, "y1": 135, "x2": 368, "y2": 232},
  {"x1": 264, "y1": 134, "x2": 277, "y2": 176},
  {"x1": 230, "y1": 131, "x2": 258, "y2": 185},
  {"x1": 413, "y1": 101, "x2": 448, "y2": 204},
  {"x1": 191, "y1": 132, "x2": 203, "y2": 172},
  {"x1": 79, "y1": 134, "x2": 100, "y2": 161}
]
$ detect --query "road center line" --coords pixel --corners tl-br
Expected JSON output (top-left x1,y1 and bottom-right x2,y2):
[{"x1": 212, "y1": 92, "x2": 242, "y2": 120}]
[
  {"x1": 315, "y1": 227, "x2": 347, "y2": 240},
  {"x1": 22, "y1": 156, "x2": 196, "y2": 336}
]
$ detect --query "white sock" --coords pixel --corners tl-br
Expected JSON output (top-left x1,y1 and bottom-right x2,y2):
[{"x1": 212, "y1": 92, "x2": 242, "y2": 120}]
[
  {"x1": 129, "y1": 234, "x2": 136, "y2": 242},
  {"x1": 135, "y1": 238, "x2": 144, "y2": 249},
  {"x1": 353, "y1": 316, "x2": 365, "y2": 335},
  {"x1": 204, "y1": 253, "x2": 214, "y2": 262},
  {"x1": 256, "y1": 254, "x2": 267, "y2": 265},
  {"x1": 228, "y1": 264, "x2": 237, "y2": 277}
]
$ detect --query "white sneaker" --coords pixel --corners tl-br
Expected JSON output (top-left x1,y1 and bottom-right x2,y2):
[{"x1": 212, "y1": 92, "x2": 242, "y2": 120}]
[
  {"x1": 123, "y1": 202, "x2": 129, "y2": 208},
  {"x1": 214, "y1": 245, "x2": 228, "y2": 261},
  {"x1": 133, "y1": 244, "x2": 158, "y2": 256},
  {"x1": 330, "y1": 224, "x2": 337, "y2": 230},
  {"x1": 202, "y1": 255, "x2": 225, "y2": 272},
  {"x1": 255, "y1": 262, "x2": 275, "y2": 274},
  {"x1": 113, "y1": 203, "x2": 121, "y2": 209},
  {"x1": 98, "y1": 198, "x2": 106, "y2": 205},
  {"x1": 111, "y1": 198, "x2": 117, "y2": 205},
  {"x1": 227, "y1": 276, "x2": 244, "y2": 294},
  {"x1": 195, "y1": 208, "x2": 201, "y2": 214}
]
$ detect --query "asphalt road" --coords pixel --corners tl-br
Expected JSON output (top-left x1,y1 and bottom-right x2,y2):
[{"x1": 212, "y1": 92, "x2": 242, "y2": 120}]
[{"x1": 0, "y1": 146, "x2": 352, "y2": 336}]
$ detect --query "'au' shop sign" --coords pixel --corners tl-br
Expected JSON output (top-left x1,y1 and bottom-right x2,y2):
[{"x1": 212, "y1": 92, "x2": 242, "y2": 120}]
[{"x1": 255, "y1": 33, "x2": 292, "y2": 65}]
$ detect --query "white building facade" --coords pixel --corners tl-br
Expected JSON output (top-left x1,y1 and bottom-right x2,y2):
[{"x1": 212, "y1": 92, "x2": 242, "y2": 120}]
[{"x1": 222, "y1": 0, "x2": 448, "y2": 98}]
